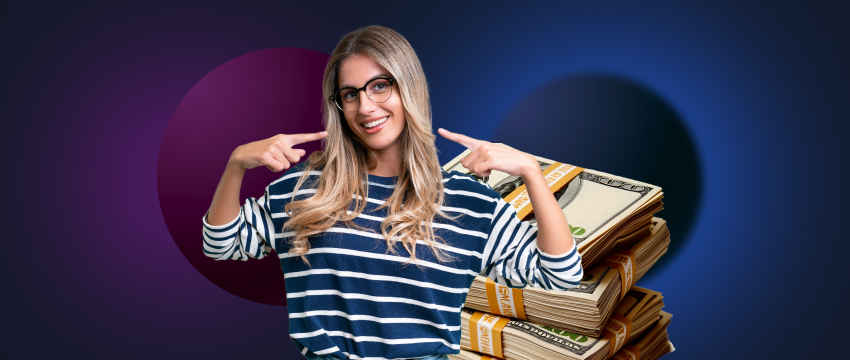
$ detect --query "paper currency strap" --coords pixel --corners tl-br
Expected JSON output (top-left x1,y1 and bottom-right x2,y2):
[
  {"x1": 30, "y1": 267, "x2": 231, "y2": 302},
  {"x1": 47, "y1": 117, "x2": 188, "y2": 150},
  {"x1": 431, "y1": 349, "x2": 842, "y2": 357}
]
[
  {"x1": 484, "y1": 277, "x2": 527, "y2": 320},
  {"x1": 469, "y1": 311, "x2": 511, "y2": 358},
  {"x1": 599, "y1": 249, "x2": 637, "y2": 300},
  {"x1": 612, "y1": 344, "x2": 641, "y2": 360},
  {"x1": 601, "y1": 313, "x2": 633, "y2": 358},
  {"x1": 503, "y1": 162, "x2": 584, "y2": 219}
]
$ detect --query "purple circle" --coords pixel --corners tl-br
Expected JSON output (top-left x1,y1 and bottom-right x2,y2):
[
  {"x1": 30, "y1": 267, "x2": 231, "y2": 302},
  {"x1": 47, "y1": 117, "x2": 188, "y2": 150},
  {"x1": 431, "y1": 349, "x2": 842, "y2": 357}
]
[{"x1": 158, "y1": 48, "x2": 329, "y2": 306}]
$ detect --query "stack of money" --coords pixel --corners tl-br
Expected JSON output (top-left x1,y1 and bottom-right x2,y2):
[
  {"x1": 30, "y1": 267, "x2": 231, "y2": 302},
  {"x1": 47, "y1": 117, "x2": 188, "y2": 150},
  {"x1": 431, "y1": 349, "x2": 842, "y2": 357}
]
[
  {"x1": 443, "y1": 144, "x2": 664, "y2": 270},
  {"x1": 449, "y1": 311, "x2": 673, "y2": 360},
  {"x1": 444, "y1": 145, "x2": 676, "y2": 359},
  {"x1": 463, "y1": 218, "x2": 670, "y2": 337},
  {"x1": 610, "y1": 311, "x2": 674, "y2": 360},
  {"x1": 458, "y1": 287, "x2": 666, "y2": 360}
]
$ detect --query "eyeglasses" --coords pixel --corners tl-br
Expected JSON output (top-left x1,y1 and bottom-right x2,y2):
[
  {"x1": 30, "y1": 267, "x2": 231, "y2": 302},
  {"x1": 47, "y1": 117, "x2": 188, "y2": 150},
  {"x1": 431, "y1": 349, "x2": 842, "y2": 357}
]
[{"x1": 329, "y1": 77, "x2": 395, "y2": 112}]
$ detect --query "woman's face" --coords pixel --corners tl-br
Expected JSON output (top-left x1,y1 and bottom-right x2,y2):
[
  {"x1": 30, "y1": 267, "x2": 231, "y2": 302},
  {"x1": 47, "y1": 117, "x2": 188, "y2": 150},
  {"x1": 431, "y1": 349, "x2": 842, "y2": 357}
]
[{"x1": 337, "y1": 54, "x2": 406, "y2": 154}]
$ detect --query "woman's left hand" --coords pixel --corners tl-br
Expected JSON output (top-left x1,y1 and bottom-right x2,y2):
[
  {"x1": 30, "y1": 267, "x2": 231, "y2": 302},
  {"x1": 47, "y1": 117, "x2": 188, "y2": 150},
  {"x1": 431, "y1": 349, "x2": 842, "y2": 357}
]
[{"x1": 438, "y1": 128, "x2": 538, "y2": 178}]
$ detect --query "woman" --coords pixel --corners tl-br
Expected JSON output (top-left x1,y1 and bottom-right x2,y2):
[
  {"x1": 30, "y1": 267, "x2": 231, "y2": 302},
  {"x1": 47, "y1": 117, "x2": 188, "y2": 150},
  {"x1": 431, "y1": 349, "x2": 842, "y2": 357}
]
[{"x1": 203, "y1": 26, "x2": 583, "y2": 360}]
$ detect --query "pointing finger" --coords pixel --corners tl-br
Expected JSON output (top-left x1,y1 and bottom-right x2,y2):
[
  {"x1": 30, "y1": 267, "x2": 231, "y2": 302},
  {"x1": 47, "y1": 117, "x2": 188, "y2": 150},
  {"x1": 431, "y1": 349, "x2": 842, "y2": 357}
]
[
  {"x1": 289, "y1": 131, "x2": 328, "y2": 146},
  {"x1": 438, "y1": 128, "x2": 482, "y2": 150}
]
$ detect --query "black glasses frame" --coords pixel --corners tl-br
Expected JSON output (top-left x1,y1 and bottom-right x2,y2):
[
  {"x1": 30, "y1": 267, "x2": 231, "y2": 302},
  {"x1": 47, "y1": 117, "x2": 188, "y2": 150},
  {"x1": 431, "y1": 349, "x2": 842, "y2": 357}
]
[{"x1": 329, "y1": 77, "x2": 396, "y2": 112}]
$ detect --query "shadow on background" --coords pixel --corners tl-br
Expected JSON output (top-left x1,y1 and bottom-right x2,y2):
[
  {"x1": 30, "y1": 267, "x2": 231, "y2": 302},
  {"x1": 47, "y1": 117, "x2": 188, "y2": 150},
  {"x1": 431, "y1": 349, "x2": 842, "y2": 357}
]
[
  {"x1": 492, "y1": 74, "x2": 702, "y2": 280},
  {"x1": 158, "y1": 48, "x2": 328, "y2": 306}
]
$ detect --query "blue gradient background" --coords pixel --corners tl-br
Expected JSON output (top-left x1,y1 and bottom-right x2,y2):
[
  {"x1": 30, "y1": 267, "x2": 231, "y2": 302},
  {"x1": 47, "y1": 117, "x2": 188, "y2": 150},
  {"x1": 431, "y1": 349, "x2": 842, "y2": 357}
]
[{"x1": 3, "y1": 1, "x2": 848, "y2": 359}]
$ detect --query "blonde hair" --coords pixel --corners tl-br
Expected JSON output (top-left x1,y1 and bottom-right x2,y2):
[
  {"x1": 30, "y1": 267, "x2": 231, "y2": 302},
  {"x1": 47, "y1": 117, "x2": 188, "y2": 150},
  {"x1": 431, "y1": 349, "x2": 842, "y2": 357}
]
[{"x1": 283, "y1": 25, "x2": 459, "y2": 267}]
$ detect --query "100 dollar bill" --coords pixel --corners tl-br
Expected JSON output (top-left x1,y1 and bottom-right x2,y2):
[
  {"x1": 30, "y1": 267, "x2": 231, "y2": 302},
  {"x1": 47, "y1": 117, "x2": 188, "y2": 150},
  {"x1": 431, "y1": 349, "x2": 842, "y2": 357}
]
[{"x1": 442, "y1": 144, "x2": 662, "y2": 252}]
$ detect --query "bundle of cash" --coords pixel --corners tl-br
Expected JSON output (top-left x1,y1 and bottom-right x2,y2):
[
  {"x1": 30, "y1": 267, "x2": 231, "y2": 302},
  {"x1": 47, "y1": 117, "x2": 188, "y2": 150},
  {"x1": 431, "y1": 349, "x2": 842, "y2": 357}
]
[
  {"x1": 611, "y1": 311, "x2": 674, "y2": 360},
  {"x1": 443, "y1": 144, "x2": 664, "y2": 270},
  {"x1": 445, "y1": 144, "x2": 674, "y2": 360},
  {"x1": 449, "y1": 311, "x2": 674, "y2": 360},
  {"x1": 458, "y1": 287, "x2": 665, "y2": 360},
  {"x1": 463, "y1": 218, "x2": 670, "y2": 337}
]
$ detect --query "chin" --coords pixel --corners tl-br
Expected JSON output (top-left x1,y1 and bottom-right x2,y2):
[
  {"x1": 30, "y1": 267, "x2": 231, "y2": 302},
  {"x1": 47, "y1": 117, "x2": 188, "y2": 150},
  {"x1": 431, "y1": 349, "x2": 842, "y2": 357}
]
[
  {"x1": 364, "y1": 138, "x2": 396, "y2": 151},
  {"x1": 358, "y1": 128, "x2": 404, "y2": 152}
]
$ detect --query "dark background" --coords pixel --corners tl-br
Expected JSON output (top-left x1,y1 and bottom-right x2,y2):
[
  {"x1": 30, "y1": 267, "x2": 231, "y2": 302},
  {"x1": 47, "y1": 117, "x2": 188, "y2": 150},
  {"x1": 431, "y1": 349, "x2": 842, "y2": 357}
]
[{"x1": 3, "y1": 1, "x2": 848, "y2": 359}]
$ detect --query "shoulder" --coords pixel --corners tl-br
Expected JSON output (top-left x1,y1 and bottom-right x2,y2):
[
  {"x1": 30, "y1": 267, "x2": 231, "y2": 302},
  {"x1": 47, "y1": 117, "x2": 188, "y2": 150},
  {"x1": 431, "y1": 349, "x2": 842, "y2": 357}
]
[
  {"x1": 282, "y1": 160, "x2": 320, "y2": 178},
  {"x1": 441, "y1": 170, "x2": 496, "y2": 194},
  {"x1": 441, "y1": 170, "x2": 502, "y2": 205},
  {"x1": 267, "y1": 161, "x2": 323, "y2": 195}
]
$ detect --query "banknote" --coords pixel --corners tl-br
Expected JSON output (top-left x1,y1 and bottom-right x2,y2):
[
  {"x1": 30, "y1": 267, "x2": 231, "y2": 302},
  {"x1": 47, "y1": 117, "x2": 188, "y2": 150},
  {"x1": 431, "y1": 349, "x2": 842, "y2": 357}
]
[
  {"x1": 460, "y1": 287, "x2": 665, "y2": 360},
  {"x1": 443, "y1": 144, "x2": 663, "y2": 268}
]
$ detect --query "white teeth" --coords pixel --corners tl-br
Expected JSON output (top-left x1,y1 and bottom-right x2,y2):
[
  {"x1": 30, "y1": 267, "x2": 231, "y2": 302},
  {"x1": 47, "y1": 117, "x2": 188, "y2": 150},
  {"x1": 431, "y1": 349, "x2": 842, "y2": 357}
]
[{"x1": 363, "y1": 116, "x2": 388, "y2": 129}]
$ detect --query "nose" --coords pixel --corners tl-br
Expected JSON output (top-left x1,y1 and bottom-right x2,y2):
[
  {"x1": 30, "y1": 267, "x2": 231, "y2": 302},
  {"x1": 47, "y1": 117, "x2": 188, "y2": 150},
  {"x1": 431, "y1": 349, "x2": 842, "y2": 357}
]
[{"x1": 357, "y1": 89, "x2": 377, "y2": 115}]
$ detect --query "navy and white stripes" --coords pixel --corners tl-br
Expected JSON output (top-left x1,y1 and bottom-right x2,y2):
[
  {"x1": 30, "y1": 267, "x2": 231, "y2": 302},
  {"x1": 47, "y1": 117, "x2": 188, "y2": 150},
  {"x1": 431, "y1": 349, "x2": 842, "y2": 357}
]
[
  {"x1": 482, "y1": 199, "x2": 584, "y2": 290},
  {"x1": 202, "y1": 161, "x2": 583, "y2": 360}
]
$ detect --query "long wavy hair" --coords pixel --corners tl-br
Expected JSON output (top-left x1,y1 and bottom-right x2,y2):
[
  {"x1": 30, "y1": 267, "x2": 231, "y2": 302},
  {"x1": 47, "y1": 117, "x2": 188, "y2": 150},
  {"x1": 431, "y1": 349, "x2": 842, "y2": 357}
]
[{"x1": 283, "y1": 25, "x2": 459, "y2": 267}]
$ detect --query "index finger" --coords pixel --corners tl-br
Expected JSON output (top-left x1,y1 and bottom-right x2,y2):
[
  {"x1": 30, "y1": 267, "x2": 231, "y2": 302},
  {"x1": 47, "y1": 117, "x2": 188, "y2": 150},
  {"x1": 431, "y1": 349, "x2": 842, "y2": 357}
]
[
  {"x1": 438, "y1": 128, "x2": 482, "y2": 150},
  {"x1": 289, "y1": 131, "x2": 328, "y2": 145}
]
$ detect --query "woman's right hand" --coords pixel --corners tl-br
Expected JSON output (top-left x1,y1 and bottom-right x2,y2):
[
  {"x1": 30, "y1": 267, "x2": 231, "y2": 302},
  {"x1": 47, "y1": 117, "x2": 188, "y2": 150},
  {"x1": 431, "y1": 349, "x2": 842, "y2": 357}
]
[{"x1": 229, "y1": 131, "x2": 328, "y2": 172}]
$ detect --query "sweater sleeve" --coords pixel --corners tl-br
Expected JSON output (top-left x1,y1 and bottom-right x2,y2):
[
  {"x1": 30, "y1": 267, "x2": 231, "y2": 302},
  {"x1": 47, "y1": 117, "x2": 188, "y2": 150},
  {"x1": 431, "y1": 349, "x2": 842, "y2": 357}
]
[
  {"x1": 479, "y1": 197, "x2": 584, "y2": 290},
  {"x1": 202, "y1": 186, "x2": 277, "y2": 261}
]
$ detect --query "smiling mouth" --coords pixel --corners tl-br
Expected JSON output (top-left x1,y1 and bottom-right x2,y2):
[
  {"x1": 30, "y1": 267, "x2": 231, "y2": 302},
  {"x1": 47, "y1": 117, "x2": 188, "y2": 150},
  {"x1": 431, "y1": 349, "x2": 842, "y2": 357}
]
[{"x1": 362, "y1": 116, "x2": 388, "y2": 129}]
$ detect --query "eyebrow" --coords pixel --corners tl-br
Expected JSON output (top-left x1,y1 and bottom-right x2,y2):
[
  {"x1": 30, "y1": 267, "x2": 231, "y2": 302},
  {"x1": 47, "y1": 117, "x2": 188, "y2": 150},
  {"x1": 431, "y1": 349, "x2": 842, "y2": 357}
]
[{"x1": 339, "y1": 73, "x2": 392, "y2": 88}]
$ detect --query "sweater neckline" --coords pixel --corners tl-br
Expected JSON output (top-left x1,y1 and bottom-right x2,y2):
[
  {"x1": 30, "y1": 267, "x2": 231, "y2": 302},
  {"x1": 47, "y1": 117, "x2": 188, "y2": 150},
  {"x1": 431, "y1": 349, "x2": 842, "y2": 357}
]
[
  {"x1": 365, "y1": 169, "x2": 451, "y2": 185},
  {"x1": 367, "y1": 172, "x2": 398, "y2": 185}
]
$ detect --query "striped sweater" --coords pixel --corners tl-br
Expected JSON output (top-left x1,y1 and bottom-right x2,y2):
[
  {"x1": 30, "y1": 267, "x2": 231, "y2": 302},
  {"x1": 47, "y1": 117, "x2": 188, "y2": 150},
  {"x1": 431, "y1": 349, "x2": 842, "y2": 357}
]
[{"x1": 202, "y1": 161, "x2": 583, "y2": 360}]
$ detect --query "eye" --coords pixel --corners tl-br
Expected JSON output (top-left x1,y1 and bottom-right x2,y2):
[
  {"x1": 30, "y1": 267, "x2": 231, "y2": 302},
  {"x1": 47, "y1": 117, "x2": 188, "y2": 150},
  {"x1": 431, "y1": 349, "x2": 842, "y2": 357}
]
[
  {"x1": 340, "y1": 89, "x2": 358, "y2": 101},
  {"x1": 370, "y1": 80, "x2": 391, "y2": 92}
]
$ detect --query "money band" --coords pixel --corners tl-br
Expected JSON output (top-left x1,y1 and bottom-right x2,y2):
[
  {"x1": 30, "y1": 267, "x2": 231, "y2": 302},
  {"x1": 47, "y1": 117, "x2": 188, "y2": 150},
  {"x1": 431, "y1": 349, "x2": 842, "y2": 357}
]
[
  {"x1": 601, "y1": 313, "x2": 632, "y2": 358},
  {"x1": 503, "y1": 162, "x2": 584, "y2": 220},
  {"x1": 599, "y1": 249, "x2": 637, "y2": 300},
  {"x1": 612, "y1": 344, "x2": 641, "y2": 360},
  {"x1": 468, "y1": 311, "x2": 510, "y2": 359},
  {"x1": 484, "y1": 277, "x2": 527, "y2": 320}
]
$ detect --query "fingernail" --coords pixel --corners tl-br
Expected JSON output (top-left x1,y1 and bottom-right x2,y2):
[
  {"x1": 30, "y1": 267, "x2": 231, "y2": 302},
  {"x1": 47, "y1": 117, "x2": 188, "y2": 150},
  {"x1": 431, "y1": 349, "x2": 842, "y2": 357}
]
[{"x1": 320, "y1": 131, "x2": 328, "y2": 135}]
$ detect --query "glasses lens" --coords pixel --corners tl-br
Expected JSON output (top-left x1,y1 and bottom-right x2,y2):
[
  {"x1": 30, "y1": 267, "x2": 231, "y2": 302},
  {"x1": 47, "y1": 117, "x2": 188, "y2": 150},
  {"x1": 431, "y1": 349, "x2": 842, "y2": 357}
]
[
  {"x1": 368, "y1": 79, "x2": 393, "y2": 103},
  {"x1": 336, "y1": 88, "x2": 358, "y2": 111}
]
